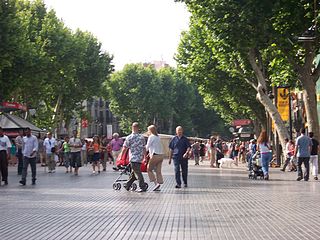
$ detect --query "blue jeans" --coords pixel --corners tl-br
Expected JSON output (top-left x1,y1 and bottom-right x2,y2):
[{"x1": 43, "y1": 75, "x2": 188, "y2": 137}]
[
  {"x1": 261, "y1": 152, "x2": 272, "y2": 175},
  {"x1": 173, "y1": 156, "x2": 188, "y2": 186}
]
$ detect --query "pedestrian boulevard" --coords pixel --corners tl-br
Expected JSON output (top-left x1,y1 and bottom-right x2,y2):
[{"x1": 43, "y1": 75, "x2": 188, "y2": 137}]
[{"x1": 0, "y1": 162, "x2": 319, "y2": 240}]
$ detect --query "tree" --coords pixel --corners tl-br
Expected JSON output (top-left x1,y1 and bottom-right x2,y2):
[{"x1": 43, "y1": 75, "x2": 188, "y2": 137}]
[
  {"x1": 177, "y1": 0, "x2": 320, "y2": 151},
  {"x1": 0, "y1": 0, "x2": 30, "y2": 101},
  {"x1": 270, "y1": 0, "x2": 320, "y2": 140},
  {"x1": 106, "y1": 64, "x2": 162, "y2": 133},
  {"x1": 0, "y1": 0, "x2": 114, "y2": 131},
  {"x1": 190, "y1": 90, "x2": 231, "y2": 137},
  {"x1": 106, "y1": 63, "x2": 228, "y2": 136},
  {"x1": 176, "y1": 14, "x2": 267, "y2": 131}
]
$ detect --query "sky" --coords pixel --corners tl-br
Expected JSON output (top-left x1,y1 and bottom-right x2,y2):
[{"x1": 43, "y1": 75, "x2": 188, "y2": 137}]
[{"x1": 43, "y1": 0, "x2": 190, "y2": 70}]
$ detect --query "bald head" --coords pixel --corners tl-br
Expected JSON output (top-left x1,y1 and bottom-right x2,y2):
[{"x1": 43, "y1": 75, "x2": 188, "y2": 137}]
[{"x1": 176, "y1": 126, "x2": 183, "y2": 137}]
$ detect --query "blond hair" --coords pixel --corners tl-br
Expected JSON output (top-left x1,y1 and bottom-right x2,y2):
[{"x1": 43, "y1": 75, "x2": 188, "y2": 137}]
[{"x1": 148, "y1": 125, "x2": 158, "y2": 136}]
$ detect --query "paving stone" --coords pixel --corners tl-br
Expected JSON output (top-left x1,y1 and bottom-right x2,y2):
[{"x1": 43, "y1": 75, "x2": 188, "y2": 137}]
[{"x1": 0, "y1": 162, "x2": 319, "y2": 240}]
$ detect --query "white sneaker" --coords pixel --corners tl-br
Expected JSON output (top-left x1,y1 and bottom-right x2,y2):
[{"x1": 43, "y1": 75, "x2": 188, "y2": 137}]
[
  {"x1": 92, "y1": 171, "x2": 96, "y2": 174},
  {"x1": 52, "y1": 170, "x2": 55, "y2": 173},
  {"x1": 48, "y1": 170, "x2": 52, "y2": 173},
  {"x1": 152, "y1": 184, "x2": 161, "y2": 191}
]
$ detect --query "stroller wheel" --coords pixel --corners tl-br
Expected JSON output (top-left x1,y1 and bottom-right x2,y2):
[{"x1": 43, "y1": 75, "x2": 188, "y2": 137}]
[
  {"x1": 131, "y1": 183, "x2": 137, "y2": 191},
  {"x1": 116, "y1": 183, "x2": 121, "y2": 190},
  {"x1": 113, "y1": 183, "x2": 118, "y2": 190},
  {"x1": 144, "y1": 183, "x2": 148, "y2": 190}
]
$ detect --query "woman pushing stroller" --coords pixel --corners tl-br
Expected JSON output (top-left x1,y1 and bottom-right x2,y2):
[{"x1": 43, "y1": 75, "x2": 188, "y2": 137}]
[{"x1": 257, "y1": 130, "x2": 272, "y2": 180}]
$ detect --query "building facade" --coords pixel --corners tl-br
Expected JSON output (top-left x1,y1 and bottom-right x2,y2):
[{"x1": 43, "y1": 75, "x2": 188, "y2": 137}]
[{"x1": 80, "y1": 98, "x2": 119, "y2": 139}]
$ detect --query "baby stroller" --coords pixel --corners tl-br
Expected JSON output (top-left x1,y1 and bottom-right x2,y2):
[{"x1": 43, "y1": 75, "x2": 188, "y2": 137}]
[
  {"x1": 248, "y1": 152, "x2": 264, "y2": 180},
  {"x1": 112, "y1": 148, "x2": 148, "y2": 191}
]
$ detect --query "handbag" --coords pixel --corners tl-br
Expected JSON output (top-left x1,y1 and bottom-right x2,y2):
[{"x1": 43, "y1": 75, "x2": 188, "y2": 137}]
[{"x1": 140, "y1": 158, "x2": 148, "y2": 172}]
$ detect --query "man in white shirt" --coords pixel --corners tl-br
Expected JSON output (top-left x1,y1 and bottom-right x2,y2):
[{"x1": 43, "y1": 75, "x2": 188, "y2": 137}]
[
  {"x1": 43, "y1": 132, "x2": 56, "y2": 173},
  {"x1": 20, "y1": 128, "x2": 38, "y2": 185},
  {"x1": 69, "y1": 130, "x2": 82, "y2": 176},
  {"x1": 0, "y1": 127, "x2": 12, "y2": 185}
]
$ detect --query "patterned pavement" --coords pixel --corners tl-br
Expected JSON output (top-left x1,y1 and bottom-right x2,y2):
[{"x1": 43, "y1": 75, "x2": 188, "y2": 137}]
[{"x1": 0, "y1": 160, "x2": 319, "y2": 240}]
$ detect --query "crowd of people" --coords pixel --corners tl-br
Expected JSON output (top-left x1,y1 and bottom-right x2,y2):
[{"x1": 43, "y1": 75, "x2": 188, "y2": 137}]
[
  {"x1": 0, "y1": 124, "x2": 318, "y2": 190},
  {"x1": 190, "y1": 137, "x2": 254, "y2": 168},
  {"x1": 40, "y1": 130, "x2": 124, "y2": 176},
  {"x1": 0, "y1": 127, "x2": 124, "y2": 185},
  {"x1": 189, "y1": 128, "x2": 318, "y2": 181}
]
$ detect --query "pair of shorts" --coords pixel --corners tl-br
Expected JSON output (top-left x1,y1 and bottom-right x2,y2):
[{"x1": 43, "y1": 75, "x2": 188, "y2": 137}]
[
  {"x1": 92, "y1": 153, "x2": 101, "y2": 162},
  {"x1": 70, "y1": 152, "x2": 81, "y2": 168}
]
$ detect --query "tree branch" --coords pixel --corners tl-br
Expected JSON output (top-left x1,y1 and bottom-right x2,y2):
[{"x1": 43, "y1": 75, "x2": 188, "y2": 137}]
[
  {"x1": 234, "y1": 56, "x2": 258, "y2": 90},
  {"x1": 243, "y1": 77, "x2": 258, "y2": 91},
  {"x1": 248, "y1": 48, "x2": 267, "y2": 89}
]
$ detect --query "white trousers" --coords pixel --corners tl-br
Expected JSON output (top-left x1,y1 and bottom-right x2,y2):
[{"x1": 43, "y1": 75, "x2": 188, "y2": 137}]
[{"x1": 310, "y1": 155, "x2": 318, "y2": 177}]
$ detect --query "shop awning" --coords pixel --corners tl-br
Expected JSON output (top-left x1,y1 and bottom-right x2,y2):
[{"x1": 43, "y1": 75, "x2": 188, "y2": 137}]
[{"x1": 0, "y1": 113, "x2": 44, "y2": 137}]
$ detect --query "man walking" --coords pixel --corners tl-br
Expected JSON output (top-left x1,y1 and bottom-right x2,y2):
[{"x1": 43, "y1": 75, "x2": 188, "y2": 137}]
[
  {"x1": 123, "y1": 122, "x2": 147, "y2": 192},
  {"x1": 69, "y1": 130, "x2": 82, "y2": 176},
  {"x1": 169, "y1": 126, "x2": 191, "y2": 188},
  {"x1": 20, "y1": 128, "x2": 38, "y2": 185},
  {"x1": 295, "y1": 128, "x2": 312, "y2": 181},
  {"x1": 0, "y1": 127, "x2": 12, "y2": 185},
  {"x1": 43, "y1": 132, "x2": 56, "y2": 173},
  {"x1": 15, "y1": 129, "x2": 24, "y2": 175},
  {"x1": 309, "y1": 132, "x2": 319, "y2": 180}
]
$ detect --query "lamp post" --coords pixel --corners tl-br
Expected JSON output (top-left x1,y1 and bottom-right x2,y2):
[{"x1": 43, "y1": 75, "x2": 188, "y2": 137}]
[{"x1": 289, "y1": 89, "x2": 293, "y2": 140}]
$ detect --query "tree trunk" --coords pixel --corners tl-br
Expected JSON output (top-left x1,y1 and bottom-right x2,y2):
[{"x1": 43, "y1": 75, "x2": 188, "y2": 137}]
[
  {"x1": 301, "y1": 79, "x2": 319, "y2": 138},
  {"x1": 247, "y1": 48, "x2": 289, "y2": 152},
  {"x1": 251, "y1": 109, "x2": 266, "y2": 138},
  {"x1": 252, "y1": 119, "x2": 262, "y2": 139},
  {"x1": 296, "y1": 42, "x2": 320, "y2": 140},
  {"x1": 257, "y1": 90, "x2": 289, "y2": 151},
  {"x1": 52, "y1": 95, "x2": 62, "y2": 137}
]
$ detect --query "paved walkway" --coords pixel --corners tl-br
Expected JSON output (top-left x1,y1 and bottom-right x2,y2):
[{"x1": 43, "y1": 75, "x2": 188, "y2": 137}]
[{"x1": 0, "y1": 161, "x2": 319, "y2": 240}]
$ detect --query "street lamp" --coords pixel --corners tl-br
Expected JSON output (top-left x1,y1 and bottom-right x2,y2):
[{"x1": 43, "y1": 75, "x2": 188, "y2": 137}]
[{"x1": 298, "y1": 25, "x2": 316, "y2": 42}]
